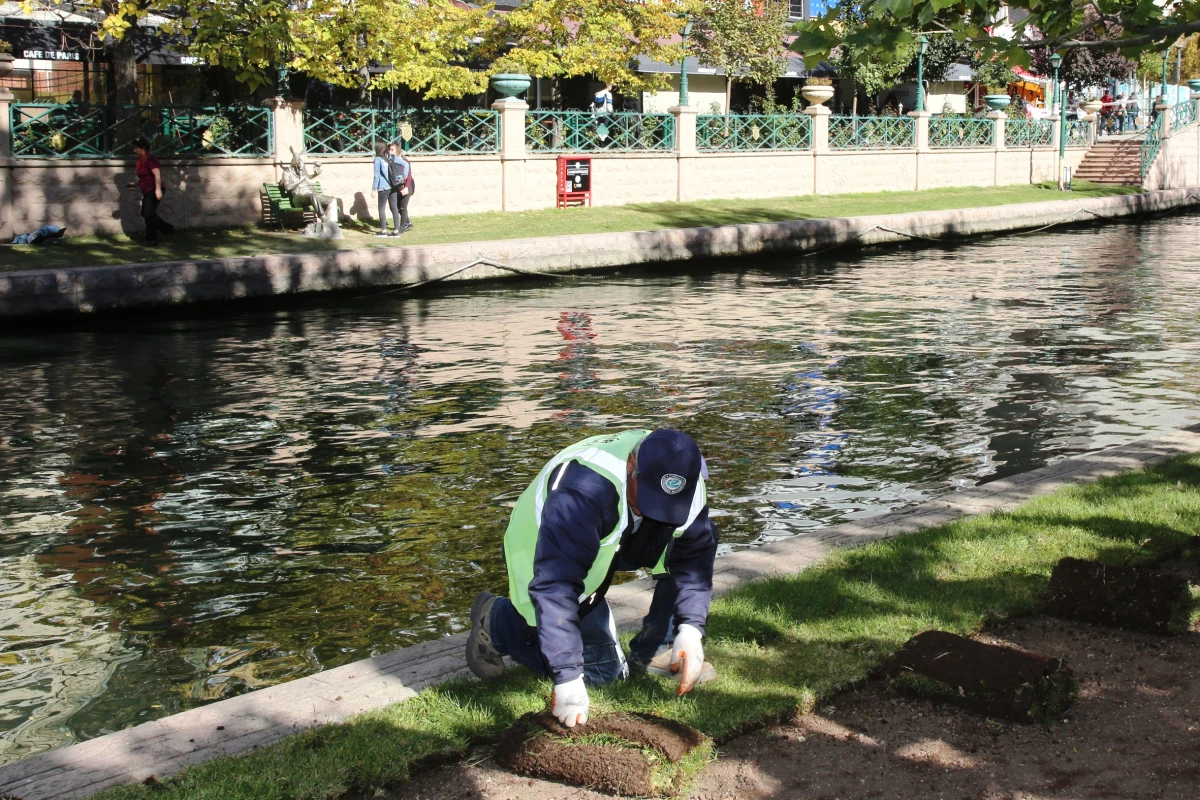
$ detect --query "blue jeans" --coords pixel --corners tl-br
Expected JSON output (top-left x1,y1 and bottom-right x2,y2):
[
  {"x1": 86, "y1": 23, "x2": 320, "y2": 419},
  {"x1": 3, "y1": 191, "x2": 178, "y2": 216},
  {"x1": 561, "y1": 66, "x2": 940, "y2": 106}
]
[{"x1": 489, "y1": 576, "x2": 678, "y2": 686}]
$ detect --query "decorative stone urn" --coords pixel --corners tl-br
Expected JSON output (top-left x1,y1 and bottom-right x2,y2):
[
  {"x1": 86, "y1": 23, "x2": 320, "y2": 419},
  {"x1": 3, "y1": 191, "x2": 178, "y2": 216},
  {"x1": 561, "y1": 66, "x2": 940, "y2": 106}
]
[
  {"x1": 491, "y1": 73, "x2": 531, "y2": 99},
  {"x1": 1189, "y1": 78, "x2": 1200, "y2": 98},
  {"x1": 0, "y1": 52, "x2": 14, "y2": 80},
  {"x1": 983, "y1": 94, "x2": 1011, "y2": 112},
  {"x1": 1080, "y1": 99, "x2": 1103, "y2": 120},
  {"x1": 801, "y1": 83, "x2": 835, "y2": 107}
]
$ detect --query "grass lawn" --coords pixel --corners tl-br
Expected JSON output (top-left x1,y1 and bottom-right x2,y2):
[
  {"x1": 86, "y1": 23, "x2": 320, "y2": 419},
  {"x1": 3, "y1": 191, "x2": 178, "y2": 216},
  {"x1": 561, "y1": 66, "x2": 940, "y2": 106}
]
[
  {"x1": 92, "y1": 453, "x2": 1200, "y2": 800},
  {"x1": 2, "y1": 182, "x2": 1140, "y2": 273}
]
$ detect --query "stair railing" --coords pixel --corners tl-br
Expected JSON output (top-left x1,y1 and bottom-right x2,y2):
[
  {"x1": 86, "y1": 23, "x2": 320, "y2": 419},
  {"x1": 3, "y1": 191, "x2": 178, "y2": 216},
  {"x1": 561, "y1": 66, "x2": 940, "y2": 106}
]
[{"x1": 1139, "y1": 113, "x2": 1162, "y2": 182}]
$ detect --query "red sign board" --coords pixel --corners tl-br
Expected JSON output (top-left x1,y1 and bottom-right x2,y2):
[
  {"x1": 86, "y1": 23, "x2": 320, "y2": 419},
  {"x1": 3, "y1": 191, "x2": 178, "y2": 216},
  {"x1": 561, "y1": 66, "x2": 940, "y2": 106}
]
[{"x1": 556, "y1": 156, "x2": 592, "y2": 208}]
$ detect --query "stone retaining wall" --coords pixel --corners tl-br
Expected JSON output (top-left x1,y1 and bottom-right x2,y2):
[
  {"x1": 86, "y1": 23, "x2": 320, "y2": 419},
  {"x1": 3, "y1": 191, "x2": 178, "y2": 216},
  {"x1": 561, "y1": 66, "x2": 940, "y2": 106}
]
[
  {"x1": 0, "y1": 93, "x2": 1106, "y2": 239},
  {"x1": 1, "y1": 186, "x2": 1197, "y2": 320}
]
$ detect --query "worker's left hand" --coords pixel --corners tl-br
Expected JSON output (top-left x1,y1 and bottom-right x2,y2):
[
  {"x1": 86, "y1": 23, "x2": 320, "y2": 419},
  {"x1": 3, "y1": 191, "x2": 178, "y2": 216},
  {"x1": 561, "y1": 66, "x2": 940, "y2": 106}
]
[
  {"x1": 669, "y1": 624, "x2": 705, "y2": 696},
  {"x1": 552, "y1": 675, "x2": 589, "y2": 728}
]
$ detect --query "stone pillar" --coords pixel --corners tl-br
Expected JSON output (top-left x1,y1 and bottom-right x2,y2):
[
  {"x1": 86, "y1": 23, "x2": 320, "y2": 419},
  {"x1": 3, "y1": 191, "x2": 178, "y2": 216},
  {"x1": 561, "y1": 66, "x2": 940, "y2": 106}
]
[
  {"x1": 908, "y1": 110, "x2": 931, "y2": 191},
  {"x1": 987, "y1": 111, "x2": 1006, "y2": 188},
  {"x1": 0, "y1": 87, "x2": 13, "y2": 242},
  {"x1": 805, "y1": 105, "x2": 831, "y2": 194},
  {"x1": 1156, "y1": 104, "x2": 1173, "y2": 139},
  {"x1": 492, "y1": 97, "x2": 529, "y2": 212},
  {"x1": 671, "y1": 105, "x2": 698, "y2": 201},
  {"x1": 988, "y1": 111, "x2": 1007, "y2": 150},
  {"x1": 267, "y1": 97, "x2": 307, "y2": 163}
]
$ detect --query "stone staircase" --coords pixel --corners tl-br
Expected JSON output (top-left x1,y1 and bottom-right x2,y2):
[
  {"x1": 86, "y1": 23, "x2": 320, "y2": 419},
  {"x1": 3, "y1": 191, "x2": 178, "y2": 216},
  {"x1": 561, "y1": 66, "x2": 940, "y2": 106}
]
[{"x1": 1074, "y1": 137, "x2": 1145, "y2": 186}]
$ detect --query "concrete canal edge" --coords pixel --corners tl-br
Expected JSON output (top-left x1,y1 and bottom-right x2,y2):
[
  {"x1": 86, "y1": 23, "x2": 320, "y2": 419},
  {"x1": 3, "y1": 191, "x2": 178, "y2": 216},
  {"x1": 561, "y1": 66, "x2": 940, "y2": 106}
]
[
  {"x1": 2, "y1": 187, "x2": 1199, "y2": 320},
  {"x1": 2, "y1": 426, "x2": 1199, "y2": 799}
]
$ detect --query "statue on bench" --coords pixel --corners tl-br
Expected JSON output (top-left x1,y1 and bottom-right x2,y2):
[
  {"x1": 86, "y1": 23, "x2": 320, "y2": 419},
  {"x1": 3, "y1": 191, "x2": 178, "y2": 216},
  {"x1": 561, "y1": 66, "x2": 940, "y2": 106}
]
[{"x1": 279, "y1": 147, "x2": 345, "y2": 239}]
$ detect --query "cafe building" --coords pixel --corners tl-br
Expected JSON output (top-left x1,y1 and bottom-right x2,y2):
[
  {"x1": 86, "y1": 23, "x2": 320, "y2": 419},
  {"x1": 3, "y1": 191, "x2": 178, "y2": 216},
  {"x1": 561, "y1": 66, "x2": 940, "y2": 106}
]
[{"x1": 0, "y1": 2, "x2": 209, "y2": 105}]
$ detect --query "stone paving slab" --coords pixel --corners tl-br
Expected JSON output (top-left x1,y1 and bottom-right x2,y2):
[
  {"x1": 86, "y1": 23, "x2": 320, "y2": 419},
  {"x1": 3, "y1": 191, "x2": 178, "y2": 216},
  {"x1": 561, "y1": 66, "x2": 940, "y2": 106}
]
[{"x1": 2, "y1": 426, "x2": 1198, "y2": 799}]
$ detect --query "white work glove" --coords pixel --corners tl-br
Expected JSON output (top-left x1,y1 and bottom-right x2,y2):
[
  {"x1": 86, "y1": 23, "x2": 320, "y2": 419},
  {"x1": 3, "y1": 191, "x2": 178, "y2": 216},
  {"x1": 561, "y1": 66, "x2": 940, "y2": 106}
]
[
  {"x1": 670, "y1": 624, "x2": 705, "y2": 696},
  {"x1": 552, "y1": 675, "x2": 589, "y2": 728}
]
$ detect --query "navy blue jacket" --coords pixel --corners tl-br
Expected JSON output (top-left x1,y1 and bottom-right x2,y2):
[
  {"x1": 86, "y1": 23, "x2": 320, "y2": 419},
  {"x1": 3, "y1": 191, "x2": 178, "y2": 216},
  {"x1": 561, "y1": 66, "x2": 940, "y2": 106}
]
[{"x1": 528, "y1": 460, "x2": 717, "y2": 684}]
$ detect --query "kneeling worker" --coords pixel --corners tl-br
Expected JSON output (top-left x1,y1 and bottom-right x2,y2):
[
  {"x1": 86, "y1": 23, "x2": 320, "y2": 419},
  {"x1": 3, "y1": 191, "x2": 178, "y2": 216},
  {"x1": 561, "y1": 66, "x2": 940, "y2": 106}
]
[{"x1": 467, "y1": 428, "x2": 718, "y2": 727}]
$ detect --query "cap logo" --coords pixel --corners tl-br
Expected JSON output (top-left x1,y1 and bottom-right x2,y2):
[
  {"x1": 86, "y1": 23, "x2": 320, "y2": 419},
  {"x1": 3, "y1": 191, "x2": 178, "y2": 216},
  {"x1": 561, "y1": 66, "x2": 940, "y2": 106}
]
[{"x1": 661, "y1": 474, "x2": 687, "y2": 495}]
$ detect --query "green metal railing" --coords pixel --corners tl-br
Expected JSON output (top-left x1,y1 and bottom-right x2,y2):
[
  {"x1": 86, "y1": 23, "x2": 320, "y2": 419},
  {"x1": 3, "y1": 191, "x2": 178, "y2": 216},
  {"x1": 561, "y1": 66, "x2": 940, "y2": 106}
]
[
  {"x1": 11, "y1": 104, "x2": 273, "y2": 158},
  {"x1": 1172, "y1": 99, "x2": 1197, "y2": 131},
  {"x1": 526, "y1": 111, "x2": 675, "y2": 152},
  {"x1": 828, "y1": 115, "x2": 915, "y2": 150},
  {"x1": 1066, "y1": 120, "x2": 1092, "y2": 147},
  {"x1": 929, "y1": 116, "x2": 994, "y2": 148},
  {"x1": 1004, "y1": 118, "x2": 1053, "y2": 147},
  {"x1": 303, "y1": 108, "x2": 499, "y2": 155},
  {"x1": 696, "y1": 113, "x2": 811, "y2": 151},
  {"x1": 1140, "y1": 113, "x2": 1162, "y2": 181}
]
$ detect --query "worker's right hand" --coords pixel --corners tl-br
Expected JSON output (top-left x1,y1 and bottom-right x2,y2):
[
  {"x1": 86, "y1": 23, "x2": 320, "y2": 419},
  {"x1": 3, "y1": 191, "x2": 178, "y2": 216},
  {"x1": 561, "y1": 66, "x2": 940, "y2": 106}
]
[{"x1": 552, "y1": 675, "x2": 589, "y2": 728}]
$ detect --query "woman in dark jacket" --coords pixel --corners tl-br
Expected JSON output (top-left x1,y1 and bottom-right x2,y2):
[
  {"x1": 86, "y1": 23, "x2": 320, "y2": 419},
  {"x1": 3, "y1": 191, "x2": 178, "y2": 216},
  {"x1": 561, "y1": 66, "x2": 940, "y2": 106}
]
[
  {"x1": 392, "y1": 142, "x2": 414, "y2": 234},
  {"x1": 127, "y1": 137, "x2": 176, "y2": 244}
]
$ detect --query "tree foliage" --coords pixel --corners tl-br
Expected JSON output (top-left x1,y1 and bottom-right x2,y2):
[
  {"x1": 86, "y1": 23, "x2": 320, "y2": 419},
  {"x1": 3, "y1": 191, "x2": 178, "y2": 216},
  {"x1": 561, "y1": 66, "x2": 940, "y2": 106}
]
[
  {"x1": 483, "y1": 0, "x2": 688, "y2": 92},
  {"x1": 690, "y1": 0, "x2": 790, "y2": 87},
  {"x1": 790, "y1": 0, "x2": 1200, "y2": 71},
  {"x1": 823, "y1": 0, "x2": 917, "y2": 97}
]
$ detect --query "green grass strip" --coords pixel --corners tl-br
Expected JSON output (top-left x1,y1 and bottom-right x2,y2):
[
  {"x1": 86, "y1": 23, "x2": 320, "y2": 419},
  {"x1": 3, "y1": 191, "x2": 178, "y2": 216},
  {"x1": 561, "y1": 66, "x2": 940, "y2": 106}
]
[
  {"x1": 1, "y1": 182, "x2": 1139, "y2": 272},
  {"x1": 94, "y1": 452, "x2": 1200, "y2": 800}
]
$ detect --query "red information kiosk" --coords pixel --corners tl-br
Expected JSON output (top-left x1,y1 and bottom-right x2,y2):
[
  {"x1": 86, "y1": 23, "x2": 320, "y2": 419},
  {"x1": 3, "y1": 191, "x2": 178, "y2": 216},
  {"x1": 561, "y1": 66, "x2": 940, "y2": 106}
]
[{"x1": 556, "y1": 156, "x2": 592, "y2": 208}]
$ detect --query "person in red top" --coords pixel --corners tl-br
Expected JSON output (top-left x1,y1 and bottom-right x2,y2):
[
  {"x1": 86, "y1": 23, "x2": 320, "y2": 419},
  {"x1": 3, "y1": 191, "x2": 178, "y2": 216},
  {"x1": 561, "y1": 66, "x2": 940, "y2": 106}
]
[
  {"x1": 1099, "y1": 90, "x2": 1115, "y2": 134},
  {"x1": 126, "y1": 138, "x2": 176, "y2": 245}
]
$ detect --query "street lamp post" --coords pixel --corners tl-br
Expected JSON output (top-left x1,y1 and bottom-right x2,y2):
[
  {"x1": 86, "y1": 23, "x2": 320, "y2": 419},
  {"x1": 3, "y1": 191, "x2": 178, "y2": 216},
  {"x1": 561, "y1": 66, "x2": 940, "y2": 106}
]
[
  {"x1": 915, "y1": 35, "x2": 929, "y2": 113},
  {"x1": 679, "y1": 16, "x2": 694, "y2": 107},
  {"x1": 1050, "y1": 52, "x2": 1065, "y2": 189},
  {"x1": 1161, "y1": 48, "x2": 1170, "y2": 104}
]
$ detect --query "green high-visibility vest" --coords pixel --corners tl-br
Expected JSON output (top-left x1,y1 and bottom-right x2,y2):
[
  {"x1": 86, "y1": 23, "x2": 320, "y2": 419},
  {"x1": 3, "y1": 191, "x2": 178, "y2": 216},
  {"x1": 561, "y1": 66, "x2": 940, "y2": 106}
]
[{"x1": 503, "y1": 429, "x2": 707, "y2": 627}]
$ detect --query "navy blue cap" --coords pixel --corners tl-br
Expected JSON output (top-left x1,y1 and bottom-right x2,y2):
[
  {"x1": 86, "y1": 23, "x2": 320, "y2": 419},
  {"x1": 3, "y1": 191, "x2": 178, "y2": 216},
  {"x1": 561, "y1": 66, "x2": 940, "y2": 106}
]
[{"x1": 636, "y1": 429, "x2": 702, "y2": 527}]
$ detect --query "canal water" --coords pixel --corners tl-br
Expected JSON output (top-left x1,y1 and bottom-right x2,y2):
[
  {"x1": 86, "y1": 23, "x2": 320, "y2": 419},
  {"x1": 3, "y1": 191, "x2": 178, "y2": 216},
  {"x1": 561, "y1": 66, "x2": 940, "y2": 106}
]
[{"x1": 1, "y1": 214, "x2": 1199, "y2": 763}]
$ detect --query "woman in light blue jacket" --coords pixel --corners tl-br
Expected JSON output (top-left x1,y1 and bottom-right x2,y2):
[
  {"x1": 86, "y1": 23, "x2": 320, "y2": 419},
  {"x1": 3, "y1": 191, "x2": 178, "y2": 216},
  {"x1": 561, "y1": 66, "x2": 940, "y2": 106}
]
[{"x1": 373, "y1": 141, "x2": 400, "y2": 237}]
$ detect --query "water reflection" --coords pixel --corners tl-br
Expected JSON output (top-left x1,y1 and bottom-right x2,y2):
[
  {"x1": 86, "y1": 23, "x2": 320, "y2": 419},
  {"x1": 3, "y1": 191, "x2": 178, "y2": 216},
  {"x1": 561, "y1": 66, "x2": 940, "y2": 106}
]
[{"x1": 0, "y1": 214, "x2": 1198, "y2": 762}]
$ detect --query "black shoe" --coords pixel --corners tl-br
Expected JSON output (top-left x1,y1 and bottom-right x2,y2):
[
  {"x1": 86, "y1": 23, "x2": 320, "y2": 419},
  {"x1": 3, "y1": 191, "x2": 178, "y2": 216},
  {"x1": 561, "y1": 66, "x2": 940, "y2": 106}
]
[
  {"x1": 400, "y1": 222, "x2": 413, "y2": 234},
  {"x1": 465, "y1": 592, "x2": 506, "y2": 681}
]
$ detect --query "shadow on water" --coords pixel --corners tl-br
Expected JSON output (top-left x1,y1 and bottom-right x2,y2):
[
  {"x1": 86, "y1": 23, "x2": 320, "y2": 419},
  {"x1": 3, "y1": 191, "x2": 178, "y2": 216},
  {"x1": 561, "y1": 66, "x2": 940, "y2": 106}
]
[{"x1": 0, "y1": 213, "x2": 1199, "y2": 763}]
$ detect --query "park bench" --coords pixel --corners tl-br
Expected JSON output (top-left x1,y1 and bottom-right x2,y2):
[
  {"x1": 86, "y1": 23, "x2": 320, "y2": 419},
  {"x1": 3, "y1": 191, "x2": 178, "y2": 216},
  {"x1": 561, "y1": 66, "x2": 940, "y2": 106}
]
[{"x1": 260, "y1": 182, "x2": 322, "y2": 230}]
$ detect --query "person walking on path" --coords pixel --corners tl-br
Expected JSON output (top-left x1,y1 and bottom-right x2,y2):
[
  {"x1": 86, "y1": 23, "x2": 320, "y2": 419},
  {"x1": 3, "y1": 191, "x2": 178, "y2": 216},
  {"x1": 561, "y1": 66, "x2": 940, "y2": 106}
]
[
  {"x1": 466, "y1": 428, "x2": 718, "y2": 728},
  {"x1": 373, "y1": 141, "x2": 401, "y2": 237},
  {"x1": 127, "y1": 138, "x2": 175, "y2": 245}
]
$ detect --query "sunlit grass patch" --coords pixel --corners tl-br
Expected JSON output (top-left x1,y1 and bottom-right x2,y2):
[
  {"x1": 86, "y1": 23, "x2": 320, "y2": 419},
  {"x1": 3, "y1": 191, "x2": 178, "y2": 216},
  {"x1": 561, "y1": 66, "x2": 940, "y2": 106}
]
[{"x1": 93, "y1": 452, "x2": 1200, "y2": 800}]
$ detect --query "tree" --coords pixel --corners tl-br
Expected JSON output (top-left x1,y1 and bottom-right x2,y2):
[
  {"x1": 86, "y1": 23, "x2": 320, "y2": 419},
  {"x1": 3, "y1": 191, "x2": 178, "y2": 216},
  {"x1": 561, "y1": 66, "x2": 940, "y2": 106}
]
[
  {"x1": 689, "y1": 0, "x2": 791, "y2": 112},
  {"x1": 1027, "y1": 9, "x2": 1135, "y2": 92},
  {"x1": 898, "y1": 31, "x2": 971, "y2": 83},
  {"x1": 483, "y1": 0, "x2": 689, "y2": 93},
  {"x1": 790, "y1": 0, "x2": 1200, "y2": 70},
  {"x1": 824, "y1": 0, "x2": 917, "y2": 102},
  {"x1": 290, "y1": 0, "x2": 494, "y2": 99}
]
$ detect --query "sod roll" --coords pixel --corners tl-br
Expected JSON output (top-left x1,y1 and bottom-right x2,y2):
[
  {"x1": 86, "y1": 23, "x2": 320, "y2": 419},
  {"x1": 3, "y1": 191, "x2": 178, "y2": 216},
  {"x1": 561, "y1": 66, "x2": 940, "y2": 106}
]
[
  {"x1": 887, "y1": 630, "x2": 1077, "y2": 723},
  {"x1": 1043, "y1": 557, "x2": 1193, "y2": 635},
  {"x1": 493, "y1": 712, "x2": 708, "y2": 797}
]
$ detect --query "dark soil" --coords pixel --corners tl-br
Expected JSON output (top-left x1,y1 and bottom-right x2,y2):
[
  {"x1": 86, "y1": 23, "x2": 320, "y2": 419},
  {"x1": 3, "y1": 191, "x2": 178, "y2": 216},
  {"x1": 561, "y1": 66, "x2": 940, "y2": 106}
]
[
  {"x1": 491, "y1": 712, "x2": 707, "y2": 797},
  {"x1": 388, "y1": 617, "x2": 1200, "y2": 800},
  {"x1": 1044, "y1": 557, "x2": 1193, "y2": 635},
  {"x1": 495, "y1": 733, "x2": 653, "y2": 797},
  {"x1": 887, "y1": 630, "x2": 1077, "y2": 723}
]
